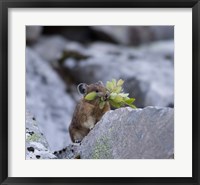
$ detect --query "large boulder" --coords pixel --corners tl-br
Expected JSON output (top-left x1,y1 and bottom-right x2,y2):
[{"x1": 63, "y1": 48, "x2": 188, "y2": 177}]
[
  {"x1": 26, "y1": 47, "x2": 75, "y2": 151},
  {"x1": 80, "y1": 107, "x2": 174, "y2": 159},
  {"x1": 91, "y1": 26, "x2": 174, "y2": 46},
  {"x1": 26, "y1": 111, "x2": 57, "y2": 159}
]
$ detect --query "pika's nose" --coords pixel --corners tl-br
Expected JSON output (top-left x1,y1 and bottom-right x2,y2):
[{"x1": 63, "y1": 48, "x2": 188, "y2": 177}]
[{"x1": 104, "y1": 92, "x2": 110, "y2": 101}]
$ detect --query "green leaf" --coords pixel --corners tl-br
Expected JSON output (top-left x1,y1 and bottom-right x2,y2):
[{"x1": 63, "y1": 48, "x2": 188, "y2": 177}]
[
  {"x1": 99, "y1": 101, "x2": 106, "y2": 109},
  {"x1": 110, "y1": 92, "x2": 117, "y2": 100},
  {"x1": 124, "y1": 98, "x2": 135, "y2": 104},
  {"x1": 109, "y1": 100, "x2": 121, "y2": 108},
  {"x1": 113, "y1": 86, "x2": 122, "y2": 93},
  {"x1": 85, "y1": 91, "x2": 97, "y2": 100},
  {"x1": 106, "y1": 81, "x2": 114, "y2": 91},
  {"x1": 113, "y1": 95, "x2": 123, "y2": 103},
  {"x1": 118, "y1": 93, "x2": 129, "y2": 97},
  {"x1": 117, "y1": 79, "x2": 124, "y2": 86},
  {"x1": 112, "y1": 79, "x2": 117, "y2": 87},
  {"x1": 123, "y1": 96, "x2": 129, "y2": 101},
  {"x1": 105, "y1": 79, "x2": 137, "y2": 109},
  {"x1": 127, "y1": 104, "x2": 137, "y2": 109}
]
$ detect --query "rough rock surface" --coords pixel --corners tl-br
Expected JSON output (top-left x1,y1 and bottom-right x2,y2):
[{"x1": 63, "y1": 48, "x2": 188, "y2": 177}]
[
  {"x1": 53, "y1": 144, "x2": 80, "y2": 159},
  {"x1": 26, "y1": 111, "x2": 57, "y2": 159},
  {"x1": 80, "y1": 107, "x2": 174, "y2": 159},
  {"x1": 26, "y1": 47, "x2": 75, "y2": 151}
]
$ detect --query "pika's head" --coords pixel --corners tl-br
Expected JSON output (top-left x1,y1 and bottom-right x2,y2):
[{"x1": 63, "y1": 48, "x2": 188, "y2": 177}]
[{"x1": 77, "y1": 81, "x2": 109, "y2": 101}]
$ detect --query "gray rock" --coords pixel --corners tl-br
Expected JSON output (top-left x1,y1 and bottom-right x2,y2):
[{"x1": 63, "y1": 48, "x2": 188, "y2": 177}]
[
  {"x1": 140, "y1": 40, "x2": 174, "y2": 62},
  {"x1": 53, "y1": 144, "x2": 80, "y2": 159},
  {"x1": 92, "y1": 26, "x2": 174, "y2": 46},
  {"x1": 26, "y1": 47, "x2": 75, "y2": 151},
  {"x1": 26, "y1": 111, "x2": 57, "y2": 159},
  {"x1": 123, "y1": 59, "x2": 174, "y2": 108},
  {"x1": 33, "y1": 35, "x2": 67, "y2": 63},
  {"x1": 80, "y1": 106, "x2": 174, "y2": 159},
  {"x1": 26, "y1": 26, "x2": 43, "y2": 43}
]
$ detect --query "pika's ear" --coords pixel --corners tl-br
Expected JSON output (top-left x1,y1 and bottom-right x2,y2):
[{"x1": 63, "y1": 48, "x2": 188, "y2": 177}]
[
  {"x1": 97, "y1": 81, "x2": 104, "y2": 86},
  {"x1": 77, "y1": 83, "x2": 88, "y2": 95}
]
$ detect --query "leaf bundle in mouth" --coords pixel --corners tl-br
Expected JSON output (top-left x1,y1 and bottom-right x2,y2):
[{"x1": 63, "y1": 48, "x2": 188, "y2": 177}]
[{"x1": 85, "y1": 79, "x2": 136, "y2": 109}]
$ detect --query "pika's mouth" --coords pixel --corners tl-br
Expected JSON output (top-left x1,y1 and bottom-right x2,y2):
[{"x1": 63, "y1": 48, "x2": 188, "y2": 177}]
[
  {"x1": 103, "y1": 92, "x2": 110, "y2": 101},
  {"x1": 97, "y1": 92, "x2": 110, "y2": 101}
]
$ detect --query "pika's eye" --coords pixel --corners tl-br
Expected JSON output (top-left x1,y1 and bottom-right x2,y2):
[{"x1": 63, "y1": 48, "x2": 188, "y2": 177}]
[{"x1": 96, "y1": 90, "x2": 99, "y2": 93}]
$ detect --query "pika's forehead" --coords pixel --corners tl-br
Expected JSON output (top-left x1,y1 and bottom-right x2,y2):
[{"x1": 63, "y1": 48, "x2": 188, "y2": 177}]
[{"x1": 87, "y1": 83, "x2": 105, "y2": 92}]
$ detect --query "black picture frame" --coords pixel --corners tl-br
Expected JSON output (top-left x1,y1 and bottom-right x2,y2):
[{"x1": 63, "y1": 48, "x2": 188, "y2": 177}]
[{"x1": 0, "y1": 0, "x2": 199, "y2": 184}]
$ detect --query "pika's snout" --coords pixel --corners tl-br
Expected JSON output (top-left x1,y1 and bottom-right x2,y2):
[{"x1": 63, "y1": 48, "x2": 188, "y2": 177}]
[{"x1": 103, "y1": 92, "x2": 110, "y2": 101}]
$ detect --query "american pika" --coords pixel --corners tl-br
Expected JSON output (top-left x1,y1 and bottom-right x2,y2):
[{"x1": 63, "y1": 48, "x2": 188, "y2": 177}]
[{"x1": 69, "y1": 81, "x2": 110, "y2": 143}]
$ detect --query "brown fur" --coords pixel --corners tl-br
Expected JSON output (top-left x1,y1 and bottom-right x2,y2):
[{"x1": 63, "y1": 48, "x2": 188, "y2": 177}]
[{"x1": 69, "y1": 82, "x2": 110, "y2": 143}]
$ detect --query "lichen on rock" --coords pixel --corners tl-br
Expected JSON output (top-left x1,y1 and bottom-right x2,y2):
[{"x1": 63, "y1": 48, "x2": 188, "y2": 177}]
[
  {"x1": 26, "y1": 111, "x2": 57, "y2": 159},
  {"x1": 80, "y1": 106, "x2": 174, "y2": 159}
]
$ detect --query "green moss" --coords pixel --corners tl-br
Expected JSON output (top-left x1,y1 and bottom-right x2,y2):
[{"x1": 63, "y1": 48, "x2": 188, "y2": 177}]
[
  {"x1": 58, "y1": 51, "x2": 89, "y2": 64},
  {"x1": 27, "y1": 133, "x2": 40, "y2": 142},
  {"x1": 92, "y1": 136, "x2": 112, "y2": 159}
]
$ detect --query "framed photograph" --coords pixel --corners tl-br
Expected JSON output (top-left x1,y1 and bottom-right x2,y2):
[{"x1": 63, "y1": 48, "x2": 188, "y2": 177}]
[{"x1": 0, "y1": 0, "x2": 199, "y2": 184}]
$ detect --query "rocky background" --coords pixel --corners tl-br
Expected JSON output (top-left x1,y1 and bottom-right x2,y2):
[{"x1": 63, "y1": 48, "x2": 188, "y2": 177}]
[{"x1": 26, "y1": 26, "x2": 174, "y2": 159}]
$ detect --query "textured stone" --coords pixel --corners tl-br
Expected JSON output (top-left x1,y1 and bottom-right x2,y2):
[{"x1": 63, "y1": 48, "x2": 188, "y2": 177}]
[
  {"x1": 80, "y1": 107, "x2": 174, "y2": 159},
  {"x1": 26, "y1": 47, "x2": 75, "y2": 151},
  {"x1": 26, "y1": 111, "x2": 57, "y2": 159}
]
